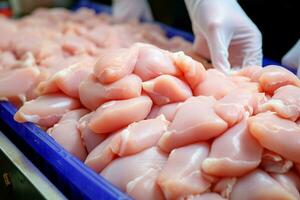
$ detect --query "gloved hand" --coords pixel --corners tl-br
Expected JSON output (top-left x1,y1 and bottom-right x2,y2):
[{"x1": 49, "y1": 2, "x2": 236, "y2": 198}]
[
  {"x1": 185, "y1": 0, "x2": 262, "y2": 74},
  {"x1": 112, "y1": 0, "x2": 153, "y2": 23},
  {"x1": 282, "y1": 39, "x2": 300, "y2": 78}
]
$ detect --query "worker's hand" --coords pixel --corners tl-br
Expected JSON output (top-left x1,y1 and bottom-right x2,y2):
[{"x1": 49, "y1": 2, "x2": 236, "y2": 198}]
[
  {"x1": 112, "y1": 0, "x2": 153, "y2": 23},
  {"x1": 185, "y1": 0, "x2": 262, "y2": 74},
  {"x1": 282, "y1": 39, "x2": 300, "y2": 78}
]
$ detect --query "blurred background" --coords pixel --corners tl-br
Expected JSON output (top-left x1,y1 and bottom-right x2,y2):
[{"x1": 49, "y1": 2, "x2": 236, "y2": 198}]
[{"x1": 0, "y1": 0, "x2": 299, "y2": 63}]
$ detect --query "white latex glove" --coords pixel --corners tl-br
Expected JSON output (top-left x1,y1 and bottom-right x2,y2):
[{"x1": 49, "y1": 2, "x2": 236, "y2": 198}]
[
  {"x1": 282, "y1": 39, "x2": 300, "y2": 78},
  {"x1": 112, "y1": 0, "x2": 153, "y2": 23},
  {"x1": 185, "y1": 0, "x2": 262, "y2": 74}
]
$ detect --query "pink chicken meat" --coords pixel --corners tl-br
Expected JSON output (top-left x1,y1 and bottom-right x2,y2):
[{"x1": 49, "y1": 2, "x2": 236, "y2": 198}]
[
  {"x1": 248, "y1": 112, "x2": 300, "y2": 163},
  {"x1": 78, "y1": 112, "x2": 106, "y2": 153},
  {"x1": 230, "y1": 169, "x2": 296, "y2": 200},
  {"x1": 202, "y1": 114, "x2": 263, "y2": 177},
  {"x1": 251, "y1": 65, "x2": 300, "y2": 94},
  {"x1": 258, "y1": 85, "x2": 300, "y2": 121},
  {"x1": 89, "y1": 95, "x2": 152, "y2": 134},
  {"x1": 194, "y1": 69, "x2": 237, "y2": 99},
  {"x1": 14, "y1": 93, "x2": 81, "y2": 127},
  {"x1": 158, "y1": 96, "x2": 228, "y2": 153},
  {"x1": 0, "y1": 66, "x2": 40, "y2": 101},
  {"x1": 101, "y1": 147, "x2": 167, "y2": 200},
  {"x1": 110, "y1": 115, "x2": 169, "y2": 156},
  {"x1": 157, "y1": 143, "x2": 211, "y2": 199},
  {"x1": 79, "y1": 74, "x2": 142, "y2": 110},
  {"x1": 133, "y1": 43, "x2": 181, "y2": 81},
  {"x1": 142, "y1": 75, "x2": 192, "y2": 106},
  {"x1": 48, "y1": 109, "x2": 89, "y2": 161},
  {"x1": 37, "y1": 61, "x2": 94, "y2": 98},
  {"x1": 93, "y1": 47, "x2": 138, "y2": 84}
]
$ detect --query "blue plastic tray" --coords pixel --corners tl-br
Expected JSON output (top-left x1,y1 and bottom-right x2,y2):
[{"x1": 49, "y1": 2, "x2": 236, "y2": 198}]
[
  {"x1": 0, "y1": 2, "x2": 296, "y2": 200},
  {"x1": 0, "y1": 102, "x2": 131, "y2": 200}
]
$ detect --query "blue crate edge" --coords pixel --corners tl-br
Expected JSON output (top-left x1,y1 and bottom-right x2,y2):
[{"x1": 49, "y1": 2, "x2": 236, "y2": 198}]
[{"x1": 0, "y1": 101, "x2": 131, "y2": 200}]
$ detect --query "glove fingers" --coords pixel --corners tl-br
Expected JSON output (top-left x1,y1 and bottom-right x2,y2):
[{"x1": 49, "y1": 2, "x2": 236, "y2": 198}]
[
  {"x1": 205, "y1": 27, "x2": 231, "y2": 75},
  {"x1": 229, "y1": 25, "x2": 263, "y2": 67},
  {"x1": 282, "y1": 39, "x2": 300, "y2": 69},
  {"x1": 193, "y1": 33, "x2": 211, "y2": 60},
  {"x1": 141, "y1": 1, "x2": 153, "y2": 21}
]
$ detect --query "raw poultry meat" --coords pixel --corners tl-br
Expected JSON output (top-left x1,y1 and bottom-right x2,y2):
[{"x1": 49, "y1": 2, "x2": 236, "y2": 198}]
[
  {"x1": 251, "y1": 65, "x2": 300, "y2": 94},
  {"x1": 258, "y1": 85, "x2": 300, "y2": 121},
  {"x1": 147, "y1": 102, "x2": 181, "y2": 122},
  {"x1": 260, "y1": 150, "x2": 293, "y2": 173},
  {"x1": 212, "y1": 177, "x2": 236, "y2": 199},
  {"x1": 155, "y1": 103, "x2": 181, "y2": 122},
  {"x1": 37, "y1": 61, "x2": 94, "y2": 98},
  {"x1": 157, "y1": 143, "x2": 211, "y2": 199},
  {"x1": 248, "y1": 112, "x2": 300, "y2": 163},
  {"x1": 14, "y1": 93, "x2": 81, "y2": 127},
  {"x1": 133, "y1": 43, "x2": 181, "y2": 81},
  {"x1": 78, "y1": 112, "x2": 106, "y2": 153},
  {"x1": 126, "y1": 168, "x2": 165, "y2": 200},
  {"x1": 89, "y1": 95, "x2": 152, "y2": 134},
  {"x1": 193, "y1": 69, "x2": 237, "y2": 99},
  {"x1": 101, "y1": 147, "x2": 167, "y2": 199},
  {"x1": 0, "y1": 16, "x2": 17, "y2": 50},
  {"x1": 110, "y1": 115, "x2": 169, "y2": 156},
  {"x1": 213, "y1": 88, "x2": 266, "y2": 127},
  {"x1": 60, "y1": 33, "x2": 100, "y2": 56},
  {"x1": 10, "y1": 28, "x2": 62, "y2": 61},
  {"x1": 233, "y1": 65, "x2": 262, "y2": 78},
  {"x1": 79, "y1": 74, "x2": 142, "y2": 110},
  {"x1": 85, "y1": 115, "x2": 169, "y2": 172},
  {"x1": 158, "y1": 96, "x2": 228, "y2": 153},
  {"x1": 0, "y1": 51, "x2": 18, "y2": 72},
  {"x1": 170, "y1": 51, "x2": 206, "y2": 89},
  {"x1": 271, "y1": 172, "x2": 300, "y2": 199},
  {"x1": 146, "y1": 105, "x2": 161, "y2": 119},
  {"x1": 94, "y1": 47, "x2": 138, "y2": 84},
  {"x1": 48, "y1": 109, "x2": 89, "y2": 161},
  {"x1": 0, "y1": 66, "x2": 40, "y2": 101},
  {"x1": 186, "y1": 193, "x2": 227, "y2": 200},
  {"x1": 2, "y1": 7, "x2": 300, "y2": 200},
  {"x1": 230, "y1": 170, "x2": 296, "y2": 200},
  {"x1": 25, "y1": 67, "x2": 51, "y2": 101},
  {"x1": 59, "y1": 108, "x2": 89, "y2": 121},
  {"x1": 202, "y1": 114, "x2": 263, "y2": 177},
  {"x1": 84, "y1": 131, "x2": 118, "y2": 173},
  {"x1": 231, "y1": 77, "x2": 261, "y2": 94},
  {"x1": 142, "y1": 75, "x2": 192, "y2": 105}
]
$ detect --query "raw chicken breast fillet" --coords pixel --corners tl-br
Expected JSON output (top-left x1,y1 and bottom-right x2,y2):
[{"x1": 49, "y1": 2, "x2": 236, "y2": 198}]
[
  {"x1": 89, "y1": 95, "x2": 152, "y2": 134},
  {"x1": 14, "y1": 93, "x2": 81, "y2": 127},
  {"x1": 158, "y1": 96, "x2": 227, "y2": 153}
]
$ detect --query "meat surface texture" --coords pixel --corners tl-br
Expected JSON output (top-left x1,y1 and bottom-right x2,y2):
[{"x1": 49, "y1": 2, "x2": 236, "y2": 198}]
[
  {"x1": 14, "y1": 93, "x2": 81, "y2": 127},
  {"x1": 248, "y1": 112, "x2": 300, "y2": 163},
  {"x1": 158, "y1": 96, "x2": 228, "y2": 153},
  {"x1": 1, "y1": 8, "x2": 300, "y2": 200},
  {"x1": 88, "y1": 95, "x2": 153, "y2": 134},
  {"x1": 157, "y1": 143, "x2": 211, "y2": 199},
  {"x1": 202, "y1": 114, "x2": 263, "y2": 177}
]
